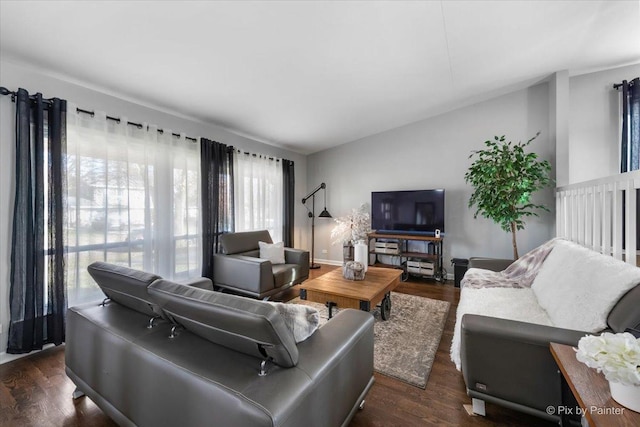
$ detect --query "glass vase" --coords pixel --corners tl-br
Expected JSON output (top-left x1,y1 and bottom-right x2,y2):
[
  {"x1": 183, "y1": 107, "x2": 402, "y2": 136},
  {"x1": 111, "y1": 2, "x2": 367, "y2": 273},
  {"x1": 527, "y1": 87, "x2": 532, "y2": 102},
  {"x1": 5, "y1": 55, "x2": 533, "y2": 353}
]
[{"x1": 342, "y1": 242, "x2": 354, "y2": 265}]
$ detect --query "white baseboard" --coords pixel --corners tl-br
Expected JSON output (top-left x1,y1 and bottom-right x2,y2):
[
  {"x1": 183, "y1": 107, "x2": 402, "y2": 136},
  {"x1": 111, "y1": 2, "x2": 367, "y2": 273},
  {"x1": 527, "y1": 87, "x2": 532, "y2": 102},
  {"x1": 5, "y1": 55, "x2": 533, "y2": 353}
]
[
  {"x1": 312, "y1": 258, "x2": 342, "y2": 266},
  {"x1": 0, "y1": 343, "x2": 55, "y2": 365}
]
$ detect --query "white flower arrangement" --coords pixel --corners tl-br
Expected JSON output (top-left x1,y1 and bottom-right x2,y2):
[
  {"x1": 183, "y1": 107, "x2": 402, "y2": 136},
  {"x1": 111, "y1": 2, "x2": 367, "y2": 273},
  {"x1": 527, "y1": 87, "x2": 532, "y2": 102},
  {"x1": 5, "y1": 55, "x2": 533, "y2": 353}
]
[
  {"x1": 330, "y1": 203, "x2": 371, "y2": 245},
  {"x1": 575, "y1": 332, "x2": 640, "y2": 386}
]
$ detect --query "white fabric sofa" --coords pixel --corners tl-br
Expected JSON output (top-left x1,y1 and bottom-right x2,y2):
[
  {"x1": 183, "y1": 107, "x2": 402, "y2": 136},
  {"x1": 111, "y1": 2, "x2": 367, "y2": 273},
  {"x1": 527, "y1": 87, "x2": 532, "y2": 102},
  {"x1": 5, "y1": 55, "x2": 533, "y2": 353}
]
[{"x1": 451, "y1": 238, "x2": 640, "y2": 422}]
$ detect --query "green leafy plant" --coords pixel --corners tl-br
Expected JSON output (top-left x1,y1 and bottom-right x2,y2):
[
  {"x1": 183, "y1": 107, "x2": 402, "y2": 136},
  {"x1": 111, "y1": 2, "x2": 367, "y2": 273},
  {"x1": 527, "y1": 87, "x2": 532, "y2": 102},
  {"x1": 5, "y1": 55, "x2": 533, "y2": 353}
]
[{"x1": 464, "y1": 132, "x2": 551, "y2": 259}]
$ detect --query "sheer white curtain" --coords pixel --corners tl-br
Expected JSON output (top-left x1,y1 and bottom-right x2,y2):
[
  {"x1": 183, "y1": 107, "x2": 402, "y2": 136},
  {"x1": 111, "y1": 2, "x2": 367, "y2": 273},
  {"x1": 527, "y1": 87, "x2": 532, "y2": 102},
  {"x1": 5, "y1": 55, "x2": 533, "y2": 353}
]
[
  {"x1": 65, "y1": 105, "x2": 201, "y2": 305},
  {"x1": 234, "y1": 152, "x2": 283, "y2": 242}
]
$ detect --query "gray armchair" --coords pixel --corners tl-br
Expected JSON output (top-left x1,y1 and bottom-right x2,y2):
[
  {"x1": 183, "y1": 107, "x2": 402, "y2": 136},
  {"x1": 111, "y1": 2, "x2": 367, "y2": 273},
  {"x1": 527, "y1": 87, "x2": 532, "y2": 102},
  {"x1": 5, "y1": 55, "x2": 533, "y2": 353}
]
[{"x1": 213, "y1": 230, "x2": 310, "y2": 299}]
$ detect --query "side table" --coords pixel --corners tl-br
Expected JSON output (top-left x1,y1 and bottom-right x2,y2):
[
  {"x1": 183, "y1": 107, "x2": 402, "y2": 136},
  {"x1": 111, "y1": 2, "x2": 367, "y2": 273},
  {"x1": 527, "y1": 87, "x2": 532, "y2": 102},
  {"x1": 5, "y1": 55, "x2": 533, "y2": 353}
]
[{"x1": 550, "y1": 342, "x2": 639, "y2": 426}]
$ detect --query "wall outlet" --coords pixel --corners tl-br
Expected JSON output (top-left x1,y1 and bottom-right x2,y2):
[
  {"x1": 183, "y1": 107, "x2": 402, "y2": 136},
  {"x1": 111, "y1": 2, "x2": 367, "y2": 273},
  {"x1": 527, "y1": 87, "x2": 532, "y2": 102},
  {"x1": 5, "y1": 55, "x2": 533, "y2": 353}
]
[{"x1": 321, "y1": 249, "x2": 328, "y2": 254}]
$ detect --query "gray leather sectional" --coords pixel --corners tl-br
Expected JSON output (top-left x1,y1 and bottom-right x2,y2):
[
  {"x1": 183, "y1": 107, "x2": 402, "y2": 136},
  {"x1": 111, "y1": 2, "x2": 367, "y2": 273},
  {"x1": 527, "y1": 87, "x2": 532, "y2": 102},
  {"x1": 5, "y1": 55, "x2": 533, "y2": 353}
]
[{"x1": 65, "y1": 262, "x2": 374, "y2": 427}]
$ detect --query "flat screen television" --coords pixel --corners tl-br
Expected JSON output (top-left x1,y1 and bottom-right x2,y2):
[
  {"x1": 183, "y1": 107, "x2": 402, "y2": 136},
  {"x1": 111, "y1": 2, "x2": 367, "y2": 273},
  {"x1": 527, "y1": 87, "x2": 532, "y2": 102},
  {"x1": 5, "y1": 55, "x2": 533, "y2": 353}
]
[{"x1": 371, "y1": 189, "x2": 445, "y2": 235}]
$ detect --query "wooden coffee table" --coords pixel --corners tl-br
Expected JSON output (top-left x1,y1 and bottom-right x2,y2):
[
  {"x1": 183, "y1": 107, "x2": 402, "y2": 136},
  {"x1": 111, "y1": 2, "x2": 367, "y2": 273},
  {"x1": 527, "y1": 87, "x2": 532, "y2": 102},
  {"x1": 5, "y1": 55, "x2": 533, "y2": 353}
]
[{"x1": 299, "y1": 266, "x2": 402, "y2": 320}]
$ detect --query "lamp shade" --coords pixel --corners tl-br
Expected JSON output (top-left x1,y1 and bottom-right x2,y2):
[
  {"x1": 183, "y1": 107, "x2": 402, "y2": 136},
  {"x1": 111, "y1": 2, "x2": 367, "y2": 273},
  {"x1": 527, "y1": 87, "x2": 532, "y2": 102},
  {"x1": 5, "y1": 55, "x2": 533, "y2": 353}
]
[{"x1": 319, "y1": 208, "x2": 332, "y2": 218}]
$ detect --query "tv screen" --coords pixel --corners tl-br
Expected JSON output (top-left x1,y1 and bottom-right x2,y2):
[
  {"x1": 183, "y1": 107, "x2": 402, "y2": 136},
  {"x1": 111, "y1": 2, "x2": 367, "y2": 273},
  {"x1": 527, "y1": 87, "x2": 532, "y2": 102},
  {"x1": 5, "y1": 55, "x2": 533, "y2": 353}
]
[{"x1": 371, "y1": 189, "x2": 445, "y2": 235}]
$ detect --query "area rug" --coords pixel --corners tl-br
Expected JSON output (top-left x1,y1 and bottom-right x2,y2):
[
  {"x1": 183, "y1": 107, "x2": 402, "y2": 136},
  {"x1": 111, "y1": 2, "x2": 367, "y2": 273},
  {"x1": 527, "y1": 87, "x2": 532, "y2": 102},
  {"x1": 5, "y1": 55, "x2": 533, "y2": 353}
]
[{"x1": 289, "y1": 292, "x2": 450, "y2": 389}]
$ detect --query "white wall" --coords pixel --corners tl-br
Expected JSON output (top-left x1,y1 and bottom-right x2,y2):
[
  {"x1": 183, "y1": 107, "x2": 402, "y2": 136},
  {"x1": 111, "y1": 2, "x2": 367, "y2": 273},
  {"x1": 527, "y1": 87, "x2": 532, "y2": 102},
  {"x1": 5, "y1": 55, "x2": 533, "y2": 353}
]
[
  {"x1": 0, "y1": 59, "x2": 308, "y2": 360},
  {"x1": 569, "y1": 63, "x2": 640, "y2": 183},
  {"x1": 307, "y1": 82, "x2": 555, "y2": 267}
]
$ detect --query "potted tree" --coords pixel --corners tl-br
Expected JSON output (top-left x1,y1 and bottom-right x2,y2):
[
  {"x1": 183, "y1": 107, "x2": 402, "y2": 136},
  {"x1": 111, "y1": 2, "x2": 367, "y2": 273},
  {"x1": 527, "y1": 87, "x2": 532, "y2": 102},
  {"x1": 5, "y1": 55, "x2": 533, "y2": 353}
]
[{"x1": 465, "y1": 132, "x2": 552, "y2": 259}]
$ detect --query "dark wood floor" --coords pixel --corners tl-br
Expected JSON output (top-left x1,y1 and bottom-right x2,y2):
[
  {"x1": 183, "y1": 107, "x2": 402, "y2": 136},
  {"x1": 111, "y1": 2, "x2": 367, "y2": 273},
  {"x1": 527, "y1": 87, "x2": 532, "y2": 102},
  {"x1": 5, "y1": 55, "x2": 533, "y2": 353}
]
[{"x1": 0, "y1": 265, "x2": 554, "y2": 427}]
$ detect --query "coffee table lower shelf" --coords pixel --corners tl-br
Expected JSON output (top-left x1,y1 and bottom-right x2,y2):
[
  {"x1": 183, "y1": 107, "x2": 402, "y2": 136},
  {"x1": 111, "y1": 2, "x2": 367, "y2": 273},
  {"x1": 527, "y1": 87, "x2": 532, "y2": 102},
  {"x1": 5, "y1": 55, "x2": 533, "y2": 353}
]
[{"x1": 300, "y1": 289, "x2": 392, "y2": 320}]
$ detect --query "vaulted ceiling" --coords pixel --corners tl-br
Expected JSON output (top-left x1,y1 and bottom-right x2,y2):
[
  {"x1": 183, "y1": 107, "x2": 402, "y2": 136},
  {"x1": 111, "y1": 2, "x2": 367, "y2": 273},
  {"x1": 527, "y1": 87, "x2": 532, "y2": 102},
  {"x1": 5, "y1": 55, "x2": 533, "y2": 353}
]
[{"x1": 1, "y1": 1, "x2": 639, "y2": 154}]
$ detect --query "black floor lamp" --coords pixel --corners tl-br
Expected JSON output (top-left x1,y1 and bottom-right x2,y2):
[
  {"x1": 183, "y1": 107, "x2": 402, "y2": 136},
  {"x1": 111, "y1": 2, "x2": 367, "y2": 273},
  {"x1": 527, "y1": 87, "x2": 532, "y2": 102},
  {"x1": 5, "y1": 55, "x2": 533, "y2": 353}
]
[{"x1": 302, "y1": 182, "x2": 332, "y2": 269}]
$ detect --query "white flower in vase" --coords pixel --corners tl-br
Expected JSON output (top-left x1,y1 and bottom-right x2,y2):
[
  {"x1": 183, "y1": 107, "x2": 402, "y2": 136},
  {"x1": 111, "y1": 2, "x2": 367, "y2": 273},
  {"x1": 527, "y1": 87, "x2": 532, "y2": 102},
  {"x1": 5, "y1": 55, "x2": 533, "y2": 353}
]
[
  {"x1": 330, "y1": 203, "x2": 371, "y2": 246},
  {"x1": 575, "y1": 332, "x2": 640, "y2": 386},
  {"x1": 576, "y1": 332, "x2": 640, "y2": 412}
]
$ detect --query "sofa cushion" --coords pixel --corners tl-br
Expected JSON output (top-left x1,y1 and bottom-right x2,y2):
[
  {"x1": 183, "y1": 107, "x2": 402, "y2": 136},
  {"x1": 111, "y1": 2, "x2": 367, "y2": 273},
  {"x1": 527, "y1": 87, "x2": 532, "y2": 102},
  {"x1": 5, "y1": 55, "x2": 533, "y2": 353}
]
[
  {"x1": 450, "y1": 287, "x2": 553, "y2": 370},
  {"x1": 240, "y1": 249, "x2": 260, "y2": 258},
  {"x1": 259, "y1": 241, "x2": 285, "y2": 264},
  {"x1": 148, "y1": 280, "x2": 299, "y2": 367},
  {"x1": 220, "y1": 230, "x2": 273, "y2": 255},
  {"x1": 531, "y1": 239, "x2": 640, "y2": 333},
  {"x1": 265, "y1": 301, "x2": 319, "y2": 342},
  {"x1": 87, "y1": 261, "x2": 161, "y2": 317}
]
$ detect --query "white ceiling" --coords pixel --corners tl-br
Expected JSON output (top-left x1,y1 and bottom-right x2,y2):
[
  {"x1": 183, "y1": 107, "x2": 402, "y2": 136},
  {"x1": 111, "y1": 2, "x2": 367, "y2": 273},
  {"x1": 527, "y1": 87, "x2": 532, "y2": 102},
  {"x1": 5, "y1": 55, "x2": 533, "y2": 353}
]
[{"x1": 1, "y1": 1, "x2": 639, "y2": 154}]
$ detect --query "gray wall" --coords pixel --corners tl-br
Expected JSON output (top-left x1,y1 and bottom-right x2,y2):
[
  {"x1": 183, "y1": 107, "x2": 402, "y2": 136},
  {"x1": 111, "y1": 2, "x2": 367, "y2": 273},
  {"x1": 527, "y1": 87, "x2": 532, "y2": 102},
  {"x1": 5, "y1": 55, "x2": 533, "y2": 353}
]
[
  {"x1": 306, "y1": 62, "x2": 640, "y2": 265},
  {"x1": 568, "y1": 63, "x2": 640, "y2": 183},
  {"x1": 307, "y1": 82, "x2": 555, "y2": 267},
  {"x1": 0, "y1": 59, "x2": 308, "y2": 360}
]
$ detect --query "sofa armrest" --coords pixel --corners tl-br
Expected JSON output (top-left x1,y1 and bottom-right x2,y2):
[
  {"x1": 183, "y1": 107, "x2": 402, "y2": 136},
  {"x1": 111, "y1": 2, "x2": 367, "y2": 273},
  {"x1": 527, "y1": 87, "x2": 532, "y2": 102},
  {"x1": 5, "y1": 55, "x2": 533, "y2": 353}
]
[
  {"x1": 180, "y1": 277, "x2": 214, "y2": 291},
  {"x1": 213, "y1": 254, "x2": 275, "y2": 294},
  {"x1": 284, "y1": 248, "x2": 310, "y2": 275},
  {"x1": 468, "y1": 257, "x2": 514, "y2": 272},
  {"x1": 294, "y1": 309, "x2": 375, "y2": 426},
  {"x1": 461, "y1": 314, "x2": 586, "y2": 416}
]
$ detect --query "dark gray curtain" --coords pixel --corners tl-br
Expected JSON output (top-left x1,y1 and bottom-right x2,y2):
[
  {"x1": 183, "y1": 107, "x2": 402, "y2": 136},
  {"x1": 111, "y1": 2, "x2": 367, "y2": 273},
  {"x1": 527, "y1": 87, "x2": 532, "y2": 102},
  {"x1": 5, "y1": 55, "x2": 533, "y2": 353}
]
[
  {"x1": 282, "y1": 159, "x2": 295, "y2": 247},
  {"x1": 8, "y1": 89, "x2": 67, "y2": 353},
  {"x1": 621, "y1": 78, "x2": 640, "y2": 172},
  {"x1": 200, "y1": 138, "x2": 234, "y2": 279}
]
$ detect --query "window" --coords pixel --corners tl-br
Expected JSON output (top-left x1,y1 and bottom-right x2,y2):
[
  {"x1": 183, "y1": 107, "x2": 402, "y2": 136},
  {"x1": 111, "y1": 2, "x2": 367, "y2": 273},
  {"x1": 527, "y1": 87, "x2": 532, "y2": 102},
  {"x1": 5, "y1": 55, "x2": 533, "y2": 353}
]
[
  {"x1": 233, "y1": 152, "x2": 283, "y2": 242},
  {"x1": 65, "y1": 107, "x2": 201, "y2": 305}
]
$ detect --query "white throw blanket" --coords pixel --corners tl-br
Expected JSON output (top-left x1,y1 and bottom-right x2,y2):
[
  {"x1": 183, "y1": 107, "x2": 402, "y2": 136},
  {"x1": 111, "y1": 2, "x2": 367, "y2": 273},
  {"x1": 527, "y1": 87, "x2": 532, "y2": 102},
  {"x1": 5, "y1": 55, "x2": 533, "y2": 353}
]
[
  {"x1": 450, "y1": 287, "x2": 553, "y2": 370},
  {"x1": 531, "y1": 239, "x2": 640, "y2": 333},
  {"x1": 451, "y1": 238, "x2": 640, "y2": 371},
  {"x1": 461, "y1": 238, "x2": 559, "y2": 289}
]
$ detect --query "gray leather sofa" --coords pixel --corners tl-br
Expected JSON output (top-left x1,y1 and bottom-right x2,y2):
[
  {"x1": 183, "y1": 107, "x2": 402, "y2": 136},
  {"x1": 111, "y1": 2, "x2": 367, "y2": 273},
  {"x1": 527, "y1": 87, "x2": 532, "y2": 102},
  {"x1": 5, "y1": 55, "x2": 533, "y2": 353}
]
[
  {"x1": 467, "y1": 257, "x2": 514, "y2": 272},
  {"x1": 455, "y1": 242, "x2": 640, "y2": 423},
  {"x1": 213, "y1": 230, "x2": 310, "y2": 299},
  {"x1": 66, "y1": 262, "x2": 374, "y2": 427}
]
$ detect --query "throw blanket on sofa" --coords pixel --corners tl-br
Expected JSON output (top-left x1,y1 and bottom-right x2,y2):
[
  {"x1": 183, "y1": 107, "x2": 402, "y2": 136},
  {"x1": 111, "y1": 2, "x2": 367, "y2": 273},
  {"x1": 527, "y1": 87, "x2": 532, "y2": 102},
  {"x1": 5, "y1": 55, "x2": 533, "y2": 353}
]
[
  {"x1": 450, "y1": 287, "x2": 553, "y2": 370},
  {"x1": 461, "y1": 238, "x2": 560, "y2": 289},
  {"x1": 451, "y1": 238, "x2": 640, "y2": 371},
  {"x1": 531, "y1": 239, "x2": 640, "y2": 332}
]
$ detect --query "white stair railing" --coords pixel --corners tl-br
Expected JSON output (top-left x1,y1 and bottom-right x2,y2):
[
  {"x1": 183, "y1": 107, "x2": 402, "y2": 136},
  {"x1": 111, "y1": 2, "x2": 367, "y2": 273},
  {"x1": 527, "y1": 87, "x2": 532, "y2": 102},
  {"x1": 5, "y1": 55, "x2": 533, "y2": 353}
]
[{"x1": 556, "y1": 170, "x2": 640, "y2": 266}]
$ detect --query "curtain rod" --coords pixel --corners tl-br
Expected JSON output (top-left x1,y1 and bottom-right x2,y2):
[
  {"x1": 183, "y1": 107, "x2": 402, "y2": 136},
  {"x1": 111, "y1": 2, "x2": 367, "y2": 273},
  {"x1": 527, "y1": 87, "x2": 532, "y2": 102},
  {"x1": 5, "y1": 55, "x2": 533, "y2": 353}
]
[
  {"x1": 235, "y1": 148, "x2": 279, "y2": 161},
  {"x1": 613, "y1": 78, "x2": 638, "y2": 90},
  {"x1": 75, "y1": 107, "x2": 197, "y2": 142},
  {"x1": 1, "y1": 86, "x2": 198, "y2": 143},
  {"x1": 1, "y1": 86, "x2": 56, "y2": 103}
]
